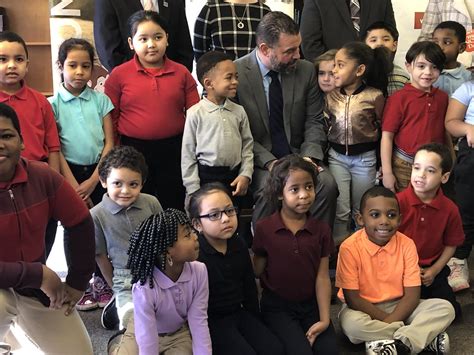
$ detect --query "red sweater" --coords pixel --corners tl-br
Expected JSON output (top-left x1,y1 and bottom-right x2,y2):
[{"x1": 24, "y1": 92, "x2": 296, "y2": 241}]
[{"x1": 0, "y1": 159, "x2": 95, "y2": 305}]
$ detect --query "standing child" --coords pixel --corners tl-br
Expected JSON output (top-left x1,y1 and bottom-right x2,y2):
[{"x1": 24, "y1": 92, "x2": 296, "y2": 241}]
[
  {"x1": 126, "y1": 209, "x2": 212, "y2": 355},
  {"x1": 336, "y1": 186, "x2": 455, "y2": 354},
  {"x1": 381, "y1": 41, "x2": 450, "y2": 192},
  {"x1": 187, "y1": 183, "x2": 283, "y2": 355},
  {"x1": 253, "y1": 155, "x2": 338, "y2": 354},
  {"x1": 327, "y1": 42, "x2": 390, "y2": 242},
  {"x1": 181, "y1": 51, "x2": 253, "y2": 198},
  {"x1": 397, "y1": 143, "x2": 464, "y2": 319},
  {"x1": 445, "y1": 79, "x2": 474, "y2": 292},
  {"x1": 314, "y1": 49, "x2": 337, "y2": 95},
  {"x1": 105, "y1": 10, "x2": 200, "y2": 210},
  {"x1": 48, "y1": 38, "x2": 115, "y2": 311}
]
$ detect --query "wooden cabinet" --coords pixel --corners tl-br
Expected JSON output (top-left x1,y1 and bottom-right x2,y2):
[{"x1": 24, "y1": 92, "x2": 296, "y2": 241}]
[{"x1": 2, "y1": 0, "x2": 53, "y2": 96}]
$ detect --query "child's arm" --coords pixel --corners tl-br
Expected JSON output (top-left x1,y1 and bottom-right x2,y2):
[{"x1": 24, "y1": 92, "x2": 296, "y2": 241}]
[
  {"x1": 383, "y1": 286, "x2": 420, "y2": 323},
  {"x1": 59, "y1": 152, "x2": 79, "y2": 189},
  {"x1": 306, "y1": 256, "x2": 331, "y2": 346},
  {"x1": 181, "y1": 112, "x2": 200, "y2": 194},
  {"x1": 133, "y1": 284, "x2": 160, "y2": 355},
  {"x1": 232, "y1": 110, "x2": 254, "y2": 196},
  {"x1": 48, "y1": 152, "x2": 60, "y2": 173},
  {"x1": 380, "y1": 131, "x2": 397, "y2": 192},
  {"x1": 242, "y1": 248, "x2": 260, "y2": 315},
  {"x1": 445, "y1": 98, "x2": 474, "y2": 146},
  {"x1": 421, "y1": 246, "x2": 456, "y2": 287},
  {"x1": 252, "y1": 254, "x2": 267, "y2": 278},
  {"x1": 96, "y1": 253, "x2": 114, "y2": 288},
  {"x1": 343, "y1": 289, "x2": 390, "y2": 321},
  {"x1": 230, "y1": 175, "x2": 250, "y2": 196}
]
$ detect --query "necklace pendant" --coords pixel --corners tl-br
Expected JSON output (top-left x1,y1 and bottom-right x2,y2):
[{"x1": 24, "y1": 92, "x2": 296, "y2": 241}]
[{"x1": 237, "y1": 21, "x2": 244, "y2": 29}]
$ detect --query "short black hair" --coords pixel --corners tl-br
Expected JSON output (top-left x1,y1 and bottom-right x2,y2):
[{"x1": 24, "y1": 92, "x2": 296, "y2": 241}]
[
  {"x1": 128, "y1": 10, "x2": 169, "y2": 38},
  {"x1": 98, "y1": 146, "x2": 148, "y2": 182},
  {"x1": 0, "y1": 103, "x2": 21, "y2": 136},
  {"x1": 187, "y1": 182, "x2": 232, "y2": 219},
  {"x1": 0, "y1": 31, "x2": 29, "y2": 58},
  {"x1": 196, "y1": 51, "x2": 233, "y2": 86},
  {"x1": 405, "y1": 41, "x2": 446, "y2": 71},
  {"x1": 362, "y1": 21, "x2": 399, "y2": 41},
  {"x1": 360, "y1": 186, "x2": 399, "y2": 214},
  {"x1": 256, "y1": 11, "x2": 299, "y2": 47},
  {"x1": 415, "y1": 142, "x2": 453, "y2": 174},
  {"x1": 434, "y1": 21, "x2": 467, "y2": 43}
]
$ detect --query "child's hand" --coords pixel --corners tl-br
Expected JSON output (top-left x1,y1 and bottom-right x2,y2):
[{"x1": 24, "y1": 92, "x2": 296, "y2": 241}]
[
  {"x1": 41, "y1": 265, "x2": 65, "y2": 310},
  {"x1": 62, "y1": 284, "x2": 85, "y2": 316},
  {"x1": 306, "y1": 321, "x2": 329, "y2": 346},
  {"x1": 76, "y1": 178, "x2": 98, "y2": 201},
  {"x1": 382, "y1": 172, "x2": 398, "y2": 193},
  {"x1": 466, "y1": 125, "x2": 474, "y2": 147},
  {"x1": 230, "y1": 175, "x2": 250, "y2": 196},
  {"x1": 420, "y1": 267, "x2": 437, "y2": 287}
]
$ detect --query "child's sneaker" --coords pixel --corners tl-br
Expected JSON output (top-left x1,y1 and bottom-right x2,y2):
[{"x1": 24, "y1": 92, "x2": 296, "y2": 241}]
[
  {"x1": 424, "y1": 332, "x2": 450, "y2": 354},
  {"x1": 101, "y1": 296, "x2": 120, "y2": 330},
  {"x1": 76, "y1": 285, "x2": 98, "y2": 311},
  {"x1": 447, "y1": 257, "x2": 470, "y2": 292},
  {"x1": 93, "y1": 276, "x2": 114, "y2": 308},
  {"x1": 366, "y1": 339, "x2": 410, "y2": 355}
]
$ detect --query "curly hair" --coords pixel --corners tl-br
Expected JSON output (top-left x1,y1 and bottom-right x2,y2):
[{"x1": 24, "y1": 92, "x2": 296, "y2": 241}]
[{"x1": 98, "y1": 146, "x2": 148, "y2": 182}]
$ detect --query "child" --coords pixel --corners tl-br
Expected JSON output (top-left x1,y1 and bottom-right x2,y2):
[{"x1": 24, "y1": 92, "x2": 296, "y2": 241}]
[
  {"x1": 92, "y1": 146, "x2": 163, "y2": 332},
  {"x1": 314, "y1": 49, "x2": 337, "y2": 95},
  {"x1": 432, "y1": 21, "x2": 473, "y2": 97},
  {"x1": 127, "y1": 209, "x2": 212, "y2": 355},
  {"x1": 327, "y1": 41, "x2": 389, "y2": 242},
  {"x1": 253, "y1": 155, "x2": 338, "y2": 354},
  {"x1": 363, "y1": 21, "x2": 410, "y2": 96},
  {"x1": 105, "y1": 10, "x2": 199, "y2": 210},
  {"x1": 181, "y1": 51, "x2": 253, "y2": 197},
  {"x1": 188, "y1": 183, "x2": 283, "y2": 355},
  {"x1": 48, "y1": 38, "x2": 115, "y2": 311},
  {"x1": 336, "y1": 186, "x2": 455, "y2": 354},
  {"x1": 0, "y1": 103, "x2": 95, "y2": 354},
  {"x1": 445, "y1": 79, "x2": 474, "y2": 292},
  {"x1": 381, "y1": 41, "x2": 450, "y2": 192},
  {"x1": 397, "y1": 143, "x2": 464, "y2": 319}
]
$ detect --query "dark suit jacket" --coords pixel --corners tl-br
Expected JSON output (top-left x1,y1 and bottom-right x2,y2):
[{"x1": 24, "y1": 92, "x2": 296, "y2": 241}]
[
  {"x1": 94, "y1": 0, "x2": 193, "y2": 72},
  {"x1": 300, "y1": 0, "x2": 396, "y2": 62},
  {"x1": 234, "y1": 49, "x2": 327, "y2": 169}
]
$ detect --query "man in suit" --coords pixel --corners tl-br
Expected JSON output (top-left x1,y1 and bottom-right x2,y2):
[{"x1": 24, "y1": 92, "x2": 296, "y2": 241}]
[
  {"x1": 94, "y1": 0, "x2": 193, "y2": 72},
  {"x1": 235, "y1": 11, "x2": 337, "y2": 227},
  {"x1": 300, "y1": 0, "x2": 396, "y2": 62}
]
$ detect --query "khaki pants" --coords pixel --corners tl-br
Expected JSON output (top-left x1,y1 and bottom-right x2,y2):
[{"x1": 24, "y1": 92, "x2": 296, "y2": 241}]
[
  {"x1": 110, "y1": 314, "x2": 192, "y2": 355},
  {"x1": 392, "y1": 155, "x2": 412, "y2": 191},
  {"x1": 0, "y1": 289, "x2": 93, "y2": 355},
  {"x1": 339, "y1": 298, "x2": 455, "y2": 353}
]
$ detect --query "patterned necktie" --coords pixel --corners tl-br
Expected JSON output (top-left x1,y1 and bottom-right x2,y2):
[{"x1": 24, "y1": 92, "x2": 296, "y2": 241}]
[
  {"x1": 143, "y1": 0, "x2": 157, "y2": 12},
  {"x1": 268, "y1": 71, "x2": 290, "y2": 159},
  {"x1": 350, "y1": 0, "x2": 361, "y2": 33}
]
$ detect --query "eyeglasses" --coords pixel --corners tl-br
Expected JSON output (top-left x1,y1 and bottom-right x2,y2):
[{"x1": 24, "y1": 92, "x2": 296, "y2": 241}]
[{"x1": 198, "y1": 206, "x2": 239, "y2": 221}]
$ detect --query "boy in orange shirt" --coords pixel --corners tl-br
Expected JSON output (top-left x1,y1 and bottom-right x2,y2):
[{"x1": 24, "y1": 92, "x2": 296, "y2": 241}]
[{"x1": 336, "y1": 186, "x2": 455, "y2": 354}]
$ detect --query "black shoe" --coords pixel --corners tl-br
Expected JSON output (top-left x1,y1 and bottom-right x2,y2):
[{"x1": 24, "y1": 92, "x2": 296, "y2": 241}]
[
  {"x1": 425, "y1": 332, "x2": 450, "y2": 354},
  {"x1": 101, "y1": 296, "x2": 119, "y2": 330}
]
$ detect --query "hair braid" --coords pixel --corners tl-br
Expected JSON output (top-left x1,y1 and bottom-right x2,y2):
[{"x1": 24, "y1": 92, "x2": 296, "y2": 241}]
[{"x1": 127, "y1": 208, "x2": 190, "y2": 288}]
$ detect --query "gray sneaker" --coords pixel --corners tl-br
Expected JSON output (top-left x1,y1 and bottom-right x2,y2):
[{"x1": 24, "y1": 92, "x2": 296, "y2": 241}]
[{"x1": 425, "y1": 332, "x2": 450, "y2": 354}]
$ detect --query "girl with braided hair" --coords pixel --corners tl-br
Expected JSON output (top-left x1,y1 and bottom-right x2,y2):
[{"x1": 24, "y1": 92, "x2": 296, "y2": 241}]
[{"x1": 127, "y1": 208, "x2": 212, "y2": 355}]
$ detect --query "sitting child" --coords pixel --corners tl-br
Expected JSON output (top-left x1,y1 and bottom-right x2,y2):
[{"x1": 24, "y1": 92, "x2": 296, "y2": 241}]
[{"x1": 336, "y1": 186, "x2": 455, "y2": 354}]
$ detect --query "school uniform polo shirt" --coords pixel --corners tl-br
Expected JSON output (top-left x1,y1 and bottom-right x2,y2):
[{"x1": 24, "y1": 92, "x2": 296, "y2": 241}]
[
  {"x1": 253, "y1": 212, "x2": 334, "y2": 302},
  {"x1": 397, "y1": 185, "x2": 464, "y2": 266},
  {"x1": 105, "y1": 55, "x2": 199, "y2": 140},
  {"x1": 48, "y1": 85, "x2": 114, "y2": 165},
  {"x1": 336, "y1": 229, "x2": 421, "y2": 304},
  {"x1": 0, "y1": 82, "x2": 60, "y2": 161},
  {"x1": 382, "y1": 84, "x2": 448, "y2": 157}
]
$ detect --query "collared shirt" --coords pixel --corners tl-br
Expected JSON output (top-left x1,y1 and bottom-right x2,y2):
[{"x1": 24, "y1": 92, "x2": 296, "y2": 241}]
[
  {"x1": 253, "y1": 212, "x2": 334, "y2": 302},
  {"x1": 140, "y1": 0, "x2": 159, "y2": 12},
  {"x1": 133, "y1": 262, "x2": 212, "y2": 355},
  {"x1": 181, "y1": 97, "x2": 254, "y2": 194},
  {"x1": 105, "y1": 55, "x2": 199, "y2": 140},
  {"x1": 336, "y1": 229, "x2": 421, "y2": 304},
  {"x1": 198, "y1": 234, "x2": 259, "y2": 317},
  {"x1": 382, "y1": 83, "x2": 448, "y2": 157},
  {"x1": 255, "y1": 50, "x2": 273, "y2": 109},
  {"x1": 452, "y1": 80, "x2": 474, "y2": 125},
  {"x1": 0, "y1": 82, "x2": 60, "y2": 161},
  {"x1": 434, "y1": 63, "x2": 473, "y2": 97},
  {"x1": 91, "y1": 193, "x2": 162, "y2": 269},
  {"x1": 48, "y1": 85, "x2": 114, "y2": 165},
  {"x1": 397, "y1": 185, "x2": 464, "y2": 266}
]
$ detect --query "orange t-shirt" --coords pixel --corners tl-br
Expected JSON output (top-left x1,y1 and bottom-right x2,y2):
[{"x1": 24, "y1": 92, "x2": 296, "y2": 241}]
[{"x1": 336, "y1": 229, "x2": 421, "y2": 304}]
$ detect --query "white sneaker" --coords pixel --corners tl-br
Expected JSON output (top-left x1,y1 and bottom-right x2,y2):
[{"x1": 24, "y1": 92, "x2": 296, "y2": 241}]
[
  {"x1": 447, "y1": 257, "x2": 470, "y2": 292},
  {"x1": 366, "y1": 339, "x2": 397, "y2": 354}
]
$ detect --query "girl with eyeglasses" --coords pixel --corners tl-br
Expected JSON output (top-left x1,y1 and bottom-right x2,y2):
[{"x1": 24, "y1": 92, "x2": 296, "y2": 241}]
[{"x1": 187, "y1": 183, "x2": 283, "y2": 355}]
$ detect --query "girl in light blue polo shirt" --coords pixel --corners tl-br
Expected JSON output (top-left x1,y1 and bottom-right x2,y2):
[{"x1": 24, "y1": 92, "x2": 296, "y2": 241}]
[{"x1": 48, "y1": 38, "x2": 114, "y2": 312}]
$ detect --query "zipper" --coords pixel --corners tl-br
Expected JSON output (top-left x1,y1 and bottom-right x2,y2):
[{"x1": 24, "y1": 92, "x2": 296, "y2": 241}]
[
  {"x1": 344, "y1": 95, "x2": 351, "y2": 155},
  {"x1": 9, "y1": 189, "x2": 23, "y2": 259}
]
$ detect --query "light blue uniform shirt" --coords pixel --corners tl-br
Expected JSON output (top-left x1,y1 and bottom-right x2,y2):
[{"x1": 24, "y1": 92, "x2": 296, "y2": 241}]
[
  {"x1": 452, "y1": 80, "x2": 474, "y2": 126},
  {"x1": 48, "y1": 85, "x2": 114, "y2": 165}
]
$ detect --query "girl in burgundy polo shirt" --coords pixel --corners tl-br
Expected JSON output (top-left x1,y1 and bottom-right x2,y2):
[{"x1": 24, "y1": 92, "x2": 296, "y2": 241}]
[
  {"x1": 105, "y1": 10, "x2": 199, "y2": 210},
  {"x1": 252, "y1": 155, "x2": 339, "y2": 354}
]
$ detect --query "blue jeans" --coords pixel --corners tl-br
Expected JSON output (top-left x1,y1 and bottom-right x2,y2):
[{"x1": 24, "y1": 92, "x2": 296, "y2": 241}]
[
  {"x1": 328, "y1": 148, "x2": 376, "y2": 243},
  {"x1": 112, "y1": 269, "x2": 133, "y2": 329}
]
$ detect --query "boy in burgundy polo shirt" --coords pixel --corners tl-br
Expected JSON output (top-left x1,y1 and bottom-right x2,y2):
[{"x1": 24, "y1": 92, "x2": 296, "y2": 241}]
[
  {"x1": 381, "y1": 41, "x2": 451, "y2": 192},
  {"x1": 397, "y1": 143, "x2": 464, "y2": 320}
]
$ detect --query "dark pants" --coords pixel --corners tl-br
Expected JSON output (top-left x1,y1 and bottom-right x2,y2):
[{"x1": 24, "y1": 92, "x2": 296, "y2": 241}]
[
  {"x1": 121, "y1": 135, "x2": 184, "y2": 210},
  {"x1": 453, "y1": 139, "x2": 474, "y2": 260},
  {"x1": 209, "y1": 309, "x2": 284, "y2": 355},
  {"x1": 260, "y1": 290, "x2": 339, "y2": 355},
  {"x1": 421, "y1": 265, "x2": 462, "y2": 320}
]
